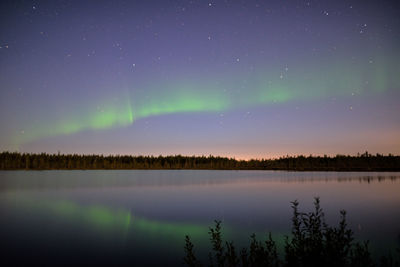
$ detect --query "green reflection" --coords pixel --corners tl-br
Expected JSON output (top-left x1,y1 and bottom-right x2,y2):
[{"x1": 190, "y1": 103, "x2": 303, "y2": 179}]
[
  {"x1": 44, "y1": 200, "x2": 132, "y2": 232},
  {"x1": 3, "y1": 195, "x2": 296, "y2": 256},
  {"x1": 8, "y1": 197, "x2": 211, "y2": 241},
  {"x1": 133, "y1": 216, "x2": 207, "y2": 240}
]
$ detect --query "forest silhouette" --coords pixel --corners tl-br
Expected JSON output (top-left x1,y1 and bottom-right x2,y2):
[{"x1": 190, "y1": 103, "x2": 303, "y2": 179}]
[{"x1": 1, "y1": 152, "x2": 399, "y2": 171}]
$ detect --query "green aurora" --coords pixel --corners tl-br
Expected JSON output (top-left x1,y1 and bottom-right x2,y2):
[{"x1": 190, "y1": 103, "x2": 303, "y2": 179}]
[{"x1": 12, "y1": 57, "x2": 399, "y2": 147}]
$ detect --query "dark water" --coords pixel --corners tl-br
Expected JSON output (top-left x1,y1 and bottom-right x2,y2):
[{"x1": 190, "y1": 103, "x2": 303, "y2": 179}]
[{"x1": 0, "y1": 170, "x2": 399, "y2": 266}]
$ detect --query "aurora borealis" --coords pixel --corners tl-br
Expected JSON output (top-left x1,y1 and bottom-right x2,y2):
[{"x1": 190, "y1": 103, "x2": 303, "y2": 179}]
[{"x1": 1, "y1": 0, "x2": 399, "y2": 158}]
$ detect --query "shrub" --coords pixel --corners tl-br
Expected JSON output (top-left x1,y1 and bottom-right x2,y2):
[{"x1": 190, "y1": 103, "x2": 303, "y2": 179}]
[{"x1": 184, "y1": 198, "x2": 399, "y2": 267}]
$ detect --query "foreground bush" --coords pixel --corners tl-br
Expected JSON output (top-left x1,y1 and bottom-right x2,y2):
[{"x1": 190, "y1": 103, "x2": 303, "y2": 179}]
[{"x1": 184, "y1": 198, "x2": 399, "y2": 267}]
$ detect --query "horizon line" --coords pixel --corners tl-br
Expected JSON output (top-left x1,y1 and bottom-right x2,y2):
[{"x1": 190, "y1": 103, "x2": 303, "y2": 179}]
[{"x1": 1, "y1": 151, "x2": 398, "y2": 161}]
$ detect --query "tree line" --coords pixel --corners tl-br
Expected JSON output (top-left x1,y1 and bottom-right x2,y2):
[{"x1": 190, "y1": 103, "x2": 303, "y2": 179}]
[{"x1": 0, "y1": 151, "x2": 399, "y2": 171}]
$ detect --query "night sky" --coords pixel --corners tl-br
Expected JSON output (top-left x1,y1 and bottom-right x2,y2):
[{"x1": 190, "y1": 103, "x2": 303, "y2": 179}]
[{"x1": 1, "y1": 0, "x2": 399, "y2": 159}]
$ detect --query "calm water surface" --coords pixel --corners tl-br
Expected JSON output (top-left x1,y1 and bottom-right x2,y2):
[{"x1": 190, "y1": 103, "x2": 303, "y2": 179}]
[{"x1": 1, "y1": 170, "x2": 399, "y2": 266}]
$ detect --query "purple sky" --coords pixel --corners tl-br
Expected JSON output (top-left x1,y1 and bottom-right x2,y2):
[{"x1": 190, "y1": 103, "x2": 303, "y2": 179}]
[{"x1": 0, "y1": 0, "x2": 399, "y2": 159}]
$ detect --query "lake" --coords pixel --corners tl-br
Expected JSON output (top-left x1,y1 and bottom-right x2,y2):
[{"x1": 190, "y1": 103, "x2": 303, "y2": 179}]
[{"x1": 0, "y1": 170, "x2": 399, "y2": 266}]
